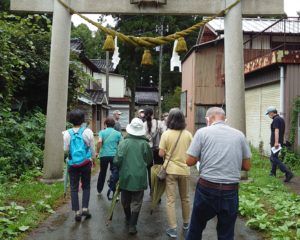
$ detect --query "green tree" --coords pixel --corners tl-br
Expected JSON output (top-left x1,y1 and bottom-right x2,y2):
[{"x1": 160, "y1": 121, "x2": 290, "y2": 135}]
[
  {"x1": 0, "y1": 12, "x2": 95, "y2": 180},
  {"x1": 162, "y1": 86, "x2": 181, "y2": 112},
  {"x1": 71, "y1": 23, "x2": 106, "y2": 59},
  {"x1": 0, "y1": 13, "x2": 93, "y2": 112},
  {"x1": 0, "y1": 13, "x2": 50, "y2": 108}
]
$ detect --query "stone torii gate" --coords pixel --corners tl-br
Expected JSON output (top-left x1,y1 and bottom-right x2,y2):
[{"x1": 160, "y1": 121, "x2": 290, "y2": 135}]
[{"x1": 11, "y1": 0, "x2": 284, "y2": 181}]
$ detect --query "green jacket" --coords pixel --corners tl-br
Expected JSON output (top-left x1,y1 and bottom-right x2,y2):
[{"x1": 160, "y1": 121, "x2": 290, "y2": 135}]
[{"x1": 114, "y1": 134, "x2": 153, "y2": 191}]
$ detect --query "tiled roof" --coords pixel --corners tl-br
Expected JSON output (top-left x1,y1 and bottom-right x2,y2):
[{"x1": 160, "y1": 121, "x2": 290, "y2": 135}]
[
  {"x1": 79, "y1": 89, "x2": 106, "y2": 105},
  {"x1": 207, "y1": 17, "x2": 300, "y2": 34},
  {"x1": 86, "y1": 89, "x2": 105, "y2": 104},
  {"x1": 70, "y1": 38, "x2": 83, "y2": 52},
  {"x1": 91, "y1": 59, "x2": 115, "y2": 72}
]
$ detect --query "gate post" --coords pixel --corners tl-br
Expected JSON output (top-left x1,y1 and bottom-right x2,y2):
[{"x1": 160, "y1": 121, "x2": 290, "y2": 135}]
[
  {"x1": 224, "y1": 0, "x2": 248, "y2": 180},
  {"x1": 224, "y1": 0, "x2": 246, "y2": 133},
  {"x1": 43, "y1": 0, "x2": 71, "y2": 180}
]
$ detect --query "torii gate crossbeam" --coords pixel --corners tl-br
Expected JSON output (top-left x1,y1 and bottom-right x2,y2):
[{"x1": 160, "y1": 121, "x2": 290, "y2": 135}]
[
  {"x1": 11, "y1": 0, "x2": 283, "y2": 15},
  {"x1": 10, "y1": 0, "x2": 284, "y2": 181}
]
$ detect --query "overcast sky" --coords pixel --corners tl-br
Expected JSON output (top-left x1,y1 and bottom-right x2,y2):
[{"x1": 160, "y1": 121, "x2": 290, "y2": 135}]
[{"x1": 72, "y1": 0, "x2": 300, "y2": 31}]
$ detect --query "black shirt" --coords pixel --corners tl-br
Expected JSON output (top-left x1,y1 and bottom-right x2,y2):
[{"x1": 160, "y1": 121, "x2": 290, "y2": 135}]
[{"x1": 270, "y1": 115, "x2": 285, "y2": 146}]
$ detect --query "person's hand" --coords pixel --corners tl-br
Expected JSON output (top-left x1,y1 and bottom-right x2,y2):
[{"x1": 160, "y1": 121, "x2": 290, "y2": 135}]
[
  {"x1": 95, "y1": 153, "x2": 99, "y2": 158},
  {"x1": 274, "y1": 143, "x2": 280, "y2": 149}
]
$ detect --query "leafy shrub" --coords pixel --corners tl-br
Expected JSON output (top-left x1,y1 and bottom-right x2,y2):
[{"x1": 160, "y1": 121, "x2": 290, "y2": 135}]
[
  {"x1": 0, "y1": 108, "x2": 46, "y2": 181},
  {"x1": 281, "y1": 146, "x2": 300, "y2": 169}
]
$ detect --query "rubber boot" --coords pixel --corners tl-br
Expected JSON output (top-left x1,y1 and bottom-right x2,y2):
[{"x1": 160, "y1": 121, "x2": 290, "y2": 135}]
[
  {"x1": 124, "y1": 207, "x2": 131, "y2": 225},
  {"x1": 128, "y1": 211, "x2": 139, "y2": 235}
]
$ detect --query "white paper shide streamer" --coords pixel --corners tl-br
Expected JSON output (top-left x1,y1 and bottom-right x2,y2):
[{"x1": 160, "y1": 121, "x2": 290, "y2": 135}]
[
  {"x1": 170, "y1": 39, "x2": 181, "y2": 72},
  {"x1": 112, "y1": 37, "x2": 120, "y2": 69}
]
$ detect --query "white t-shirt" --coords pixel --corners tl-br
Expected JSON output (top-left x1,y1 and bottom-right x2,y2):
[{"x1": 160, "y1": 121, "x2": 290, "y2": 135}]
[
  {"x1": 63, "y1": 127, "x2": 95, "y2": 158},
  {"x1": 143, "y1": 119, "x2": 163, "y2": 148}
]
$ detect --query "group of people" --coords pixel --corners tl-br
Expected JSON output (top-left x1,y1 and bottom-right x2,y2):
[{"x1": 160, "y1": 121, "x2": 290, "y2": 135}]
[{"x1": 63, "y1": 105, "x2": 293, "y2": 239}]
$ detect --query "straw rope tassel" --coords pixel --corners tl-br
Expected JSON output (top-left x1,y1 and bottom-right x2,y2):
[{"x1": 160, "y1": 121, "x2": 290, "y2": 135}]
[
  {"x1": 175, "y1": 37, "x2": 188, "y2": 53},
  {"x1": 103, "y1": 35, "x2": 115, "y2": 51},
  {"x1": 141, "y1": 49, "x2": 153, "y2": 65}
]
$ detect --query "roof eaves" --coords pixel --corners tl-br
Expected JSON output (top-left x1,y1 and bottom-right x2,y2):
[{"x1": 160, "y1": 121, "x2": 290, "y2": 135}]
[
  {"x1": 78, "y1": 96, "x2": 94, "y2": 106},
  {"x1": 182, "y1": 38, "x2": 224, "y2": 63}
]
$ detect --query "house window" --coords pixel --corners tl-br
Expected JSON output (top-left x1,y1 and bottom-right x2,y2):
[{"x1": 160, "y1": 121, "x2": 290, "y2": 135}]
[
  {"x1": 195, "y1": 106, "x2": 208, "y2": 130},
  {"x1": 180, "y1": 91, "x2": 187, "y2": 117},
  {"x1": 97, "y1": 110, "x2": 100, "y2": 121},
  {"x1": 195, "y1": 105, "x2": 225, "y2": 130}
]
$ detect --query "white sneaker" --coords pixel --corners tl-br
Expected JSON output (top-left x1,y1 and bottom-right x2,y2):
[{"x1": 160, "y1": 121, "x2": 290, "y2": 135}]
[{"x1": 166, "y1": 228, "x2": 177, "y2": 238}]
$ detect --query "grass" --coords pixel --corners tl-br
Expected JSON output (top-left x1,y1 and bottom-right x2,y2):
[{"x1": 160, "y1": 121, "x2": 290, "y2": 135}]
[
  {"x1": 0, "y1": 169, "x2": 65, "y2": 240},
  {"x1": 0, "y1": 164, "x2": 99, "y2": 240},
  {"x1": 239, "y1": 148, "x2": 300, "y2": 240}
]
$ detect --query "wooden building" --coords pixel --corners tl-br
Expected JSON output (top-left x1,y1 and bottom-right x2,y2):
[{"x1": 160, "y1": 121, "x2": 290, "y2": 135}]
[
  {"x1": 182, "y1": 17, "x2": 300, "y2": 154},
  {"x1": 135, "y1": 86, "x2": 159, "y2": 116}
]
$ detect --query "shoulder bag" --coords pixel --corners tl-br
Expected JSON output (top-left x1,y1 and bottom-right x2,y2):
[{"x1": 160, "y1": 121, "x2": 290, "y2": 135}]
[{"x1": 157, "y1": 130, "x2": 183, "y2": 180}]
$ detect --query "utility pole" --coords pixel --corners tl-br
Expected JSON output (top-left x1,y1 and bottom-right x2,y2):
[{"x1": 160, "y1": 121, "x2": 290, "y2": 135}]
[
  {"x1": 158, "y1": 41, "x2": 163, "y2": 118},
  {"x1": 156, "y1": 19, "x2": 168, "y2": 118},
  {"x1": 106, "y1": 51, "x2": 110, "y2": 103}
]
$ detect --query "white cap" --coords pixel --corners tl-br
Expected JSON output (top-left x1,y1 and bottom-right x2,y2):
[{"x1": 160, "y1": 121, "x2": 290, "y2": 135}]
[{"x1": 265, "y1": 106, "x2": 277, "y2": 115}]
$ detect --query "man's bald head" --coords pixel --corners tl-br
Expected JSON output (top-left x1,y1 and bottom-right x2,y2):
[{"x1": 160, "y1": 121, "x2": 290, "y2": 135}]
[
  {"x1": 206, "y1": 107, "x2": 225, "y2": 117},
  {"x1": 205, "y1": 107, "x2": 226, "y2": 125}
]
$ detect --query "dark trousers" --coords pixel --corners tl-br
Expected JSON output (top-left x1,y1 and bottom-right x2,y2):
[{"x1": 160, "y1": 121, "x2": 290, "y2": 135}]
[
  {"x1": 97, "y1": 156, "x2": 113, "y2": 193},
  {"x1": 121, "y1": 190, "x2": 144, "y2": 213},
  {"x1": 69, "y1": 162, "x2": 92, "y2": 211},
  {"x1": 270, "y1": 151, "x2": 291, "y2": 176},
  {"x1": 186, "y1": 183, "x2": 238, "y2": 240}
]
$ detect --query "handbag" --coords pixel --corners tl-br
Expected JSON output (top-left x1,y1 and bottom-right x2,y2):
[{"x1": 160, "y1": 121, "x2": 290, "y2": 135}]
[{"x1": 157, "y1": 130, "x2": 183, "y2": 180}]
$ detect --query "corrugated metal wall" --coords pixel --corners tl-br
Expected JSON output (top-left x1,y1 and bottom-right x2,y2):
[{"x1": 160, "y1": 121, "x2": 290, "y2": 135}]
[
  {"x1": 182, "y1": 52, "x2": 196, "y2": 133},
  {"x1": 285, "y1": 64, "x2": 300, "y2": 147},
  {"x1": 245, "y1": 83, "x2": 280, "y2": 154},
  {"x1": 194, "y1": 43, "x2": 225, "y2": 105},
  {"x1": 245, "y1": 67, "x2": 280, "y2": 89}
]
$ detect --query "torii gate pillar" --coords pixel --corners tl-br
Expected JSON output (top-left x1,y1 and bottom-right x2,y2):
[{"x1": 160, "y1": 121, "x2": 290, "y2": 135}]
[
  {"x1": 43, "y1": 0, "x2": 71, "y2": 180},
  {"x1": 224, "y1": 0, "x2": 245, "y2": 132},
  {"x1": 11, "y1": 0, "x2": 284, "y2": 181}
]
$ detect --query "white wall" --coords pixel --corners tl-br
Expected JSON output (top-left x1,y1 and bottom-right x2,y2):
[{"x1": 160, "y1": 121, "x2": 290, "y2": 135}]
[
  {"x1": 78, "y1": 61, "x2": 126, "y2": 98},
  {"x1": 94, "y1": 72, "x2": 126, "y2": 98}
]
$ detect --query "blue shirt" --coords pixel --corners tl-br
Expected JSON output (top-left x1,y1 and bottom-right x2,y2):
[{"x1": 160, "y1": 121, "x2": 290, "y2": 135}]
[
  {"x1": 99, "y1": 128, "x2": 122, "y2": 157},
  {"x1": 187, "y1": 121, "x2": 251, "y2": 184}
]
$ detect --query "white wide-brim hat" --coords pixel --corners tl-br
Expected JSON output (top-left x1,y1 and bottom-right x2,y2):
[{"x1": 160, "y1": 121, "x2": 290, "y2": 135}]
[{"x1": 126, "y1": 118, "x2": 146, "y2": 136}]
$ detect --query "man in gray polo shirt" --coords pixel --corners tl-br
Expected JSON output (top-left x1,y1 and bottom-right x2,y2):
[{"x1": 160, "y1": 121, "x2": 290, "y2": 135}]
[{"x1": 185, "y1": 107, "x2": 251, "y2": 240}]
